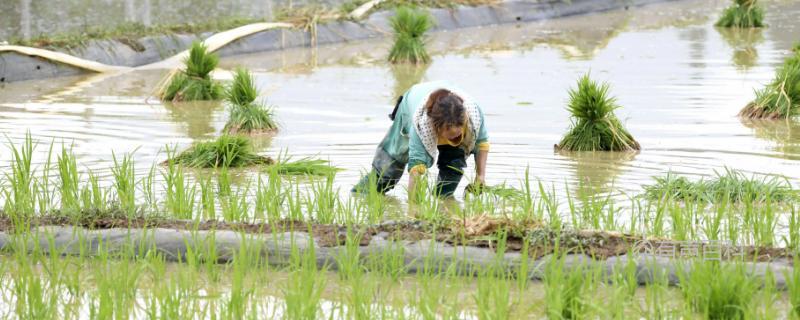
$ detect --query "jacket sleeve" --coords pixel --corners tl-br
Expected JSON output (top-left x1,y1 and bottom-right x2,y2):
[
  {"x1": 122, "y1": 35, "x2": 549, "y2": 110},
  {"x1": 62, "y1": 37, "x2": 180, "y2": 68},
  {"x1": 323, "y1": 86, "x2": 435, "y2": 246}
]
[
  {"x1": 473, "y1": 106, "x2": 490, "y2": 154},
  {"x1": 408, "y1": 125, "x2": 433, "y2": 174}
]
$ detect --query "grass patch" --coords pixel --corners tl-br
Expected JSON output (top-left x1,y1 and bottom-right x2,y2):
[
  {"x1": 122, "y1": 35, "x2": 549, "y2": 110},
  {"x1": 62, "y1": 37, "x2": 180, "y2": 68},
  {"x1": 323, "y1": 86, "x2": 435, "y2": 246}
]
[
  {"x1": 10, "y1": 18, "x2": 263, "y2": 50},
  {"x1": 716, "y1": 0, "x2": 765, "y2": 28},
  {"x1": 269, "y1": 154, "x2": 341, "y2": 176},
  {"x1": 555, "y1": 74, "x2": 640, "y2": 152},
  {"x1": 166, "y1": 135, "x2": 273, "y2": 168},
  {"x1": 739, "y1": 50, "x2": 800, "y2": 119},
  {"x1": 643, "y1": 169, "x2": 796, "y2": 203},
  {"x1": 223, "y1": 69, "x2": 278, "y2": 135},
  {"x1": 157, "y1": 42, "x2": 224, "y2": 102},
  {"x1": 388, "y1": 6, "x2": 434, "y2": 64}
]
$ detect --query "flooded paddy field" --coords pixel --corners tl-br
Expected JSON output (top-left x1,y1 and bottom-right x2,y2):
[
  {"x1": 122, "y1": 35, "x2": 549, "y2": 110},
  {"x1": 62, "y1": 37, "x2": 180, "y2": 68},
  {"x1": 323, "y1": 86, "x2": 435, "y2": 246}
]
[
  {"x1": 2, "y1": 0, "x2": 799, "y2": 199},
  {"x1": 2, "y1": 0, "x2": 800, "y2": 318}
]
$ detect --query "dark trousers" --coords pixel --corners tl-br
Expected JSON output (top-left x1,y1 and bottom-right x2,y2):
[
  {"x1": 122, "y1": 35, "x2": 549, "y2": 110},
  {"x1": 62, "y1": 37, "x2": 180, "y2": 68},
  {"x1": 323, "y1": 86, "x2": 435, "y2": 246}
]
[{"x1": 353, "y1": 144, "x2": 467, "y2": 197}]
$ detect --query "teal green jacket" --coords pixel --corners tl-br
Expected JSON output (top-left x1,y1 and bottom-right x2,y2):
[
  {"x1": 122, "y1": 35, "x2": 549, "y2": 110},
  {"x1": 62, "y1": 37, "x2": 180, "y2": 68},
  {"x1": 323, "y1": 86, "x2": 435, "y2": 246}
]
[{"x1": 379, "y1": 81, "x2": 489, "y2": 172}]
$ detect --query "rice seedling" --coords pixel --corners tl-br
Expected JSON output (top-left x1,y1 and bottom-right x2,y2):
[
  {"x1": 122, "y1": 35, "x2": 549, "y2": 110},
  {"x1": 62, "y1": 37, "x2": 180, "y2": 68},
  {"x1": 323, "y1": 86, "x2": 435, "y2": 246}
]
[
  {"x1": 739, "y1": 50, "x2": 800, "y2": 119},
  {"x1": 269, "y1": 154, "x2": 342, "y2": 176},
  {"x1": 543, "y1": 254, "x2": 589, "y2": 320},
  {"x1": 643, "y1": 168, "x2": 796, "y2": 203},
  {"x1": 255, "y1": 172, "x2": 285, "y2": 222},
  {"x1": 555, "y1": 74, "x2": 640, "y2": 152},
  {"x1": 388, "y1": 6, "x2": 433, "y2": 64},
  {"x1": 305, "y1": 175, "x2": 338, "y2": 224},
  {"x1": 283, "y1": 246, "x2": 327, "y2": 320},
  {"x1": 3, "y1": 132, "x2": 37, "y2": 217},
  {"x1": 167, "y1": 135, "x2": 274, "y2": 168},
  {"x1": 111, "y1": 152, "x2": 137, "y2": 216},
  {"x1": 787, "y1": 258, "x2": 800, "y2": 319},
  {"x1": 163, "y1": 147, "x2": 197, "y2": 219},
  {"x1": 157, "y1": 41, "x2": 224, "y2": 102},
  {"x1": 677, "y1": 260, "x2": 759, "y2": 320},
  {"x1": 223, "y1": 68, "x2": 279, "y2": 135},
  {"x1": 474, "y1": 267, "x2": 512, "y2": 320},
  {"x1": 716, "y1": 0, "x2": 765, "y2": 28}
]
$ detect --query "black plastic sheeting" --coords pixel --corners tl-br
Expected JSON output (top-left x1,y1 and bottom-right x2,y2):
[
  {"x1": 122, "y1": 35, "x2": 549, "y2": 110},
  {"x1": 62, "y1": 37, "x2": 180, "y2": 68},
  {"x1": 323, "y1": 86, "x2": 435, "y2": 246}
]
[{"x1": 0, "y1": 225, "x2": 793, "y2": 289}]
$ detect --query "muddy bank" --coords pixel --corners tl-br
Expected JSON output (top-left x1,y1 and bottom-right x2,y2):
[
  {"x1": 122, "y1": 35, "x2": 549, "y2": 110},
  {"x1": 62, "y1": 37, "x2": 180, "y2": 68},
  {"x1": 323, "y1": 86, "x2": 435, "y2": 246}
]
[
  {"x1": 0, "y1": 0, "x2": 685, "y2": 83},
  {"x1": 0, "y1": 217, "x2": 793, "y2": 289}
]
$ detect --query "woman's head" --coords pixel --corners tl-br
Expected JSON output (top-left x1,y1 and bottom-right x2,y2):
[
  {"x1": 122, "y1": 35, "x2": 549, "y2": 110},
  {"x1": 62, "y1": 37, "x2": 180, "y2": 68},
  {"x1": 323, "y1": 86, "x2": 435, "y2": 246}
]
[{"x1": 425, "y1": 89, "x2": 465, "y2": 139}]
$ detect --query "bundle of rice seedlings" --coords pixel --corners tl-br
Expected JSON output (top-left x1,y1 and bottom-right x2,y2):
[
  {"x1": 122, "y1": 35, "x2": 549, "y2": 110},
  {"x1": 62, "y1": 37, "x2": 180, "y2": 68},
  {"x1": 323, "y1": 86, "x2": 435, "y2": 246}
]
[
  {"x1": 739, "y1": 51, "x2": 800, "y2": 119},
  {"x1": 166, "y1": 135, "x2": 273, "y2": 168},
  {"x1": 223, "y1": 69, "x2": 278, "y2": 135},
  {"x1": 387, "y1": 6, "x2": 433, "y2": 64},
  {"x1": 157, "y1": 42, "x2": 224, "y2": 102},
  {"x1": 716, "y1": 0, "x2": 765, "y2": 28},
  {"x1": 269, "y1": 153, "x2": 341, "y2": 176},
  {"x1": 643, "y1": 169, "x2": 796, "y2": 203},
  {"x1": 555, "y1": 74, "x2": 640, "y2": 152}
]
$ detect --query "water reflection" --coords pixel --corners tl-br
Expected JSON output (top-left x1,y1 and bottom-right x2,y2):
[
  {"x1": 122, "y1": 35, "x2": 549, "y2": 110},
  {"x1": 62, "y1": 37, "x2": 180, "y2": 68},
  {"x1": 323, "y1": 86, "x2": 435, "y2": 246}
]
[
  {"x1": 559, "y1": 151, "x2": 636, "y2": 197},
  {"x1": 740, "y1": 118, "x2": 800, "y2": 159},
  {"x1": 163, "y1": 101, "x2": 224, "y2": 139},
  {"x1": 388, "y1": 63, "x2": 430, "y2": 100},
  {"x1": 718, "y1": 27, "x2": 764, "y2": 70}
]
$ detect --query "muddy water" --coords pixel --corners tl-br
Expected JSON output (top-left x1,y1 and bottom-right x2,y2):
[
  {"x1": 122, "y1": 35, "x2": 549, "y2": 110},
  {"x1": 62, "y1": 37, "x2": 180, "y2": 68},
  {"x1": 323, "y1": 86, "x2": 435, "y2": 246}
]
[{"x1": 1, "y1": 0, "x2": 799, "y2": 201}]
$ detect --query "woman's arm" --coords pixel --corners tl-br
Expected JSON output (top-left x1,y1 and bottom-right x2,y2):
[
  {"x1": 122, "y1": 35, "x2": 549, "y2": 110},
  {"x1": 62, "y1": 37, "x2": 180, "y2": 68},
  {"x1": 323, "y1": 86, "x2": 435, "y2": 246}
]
[{"x1": 475, "y1": 149, "x2": 488, "y2": 185}]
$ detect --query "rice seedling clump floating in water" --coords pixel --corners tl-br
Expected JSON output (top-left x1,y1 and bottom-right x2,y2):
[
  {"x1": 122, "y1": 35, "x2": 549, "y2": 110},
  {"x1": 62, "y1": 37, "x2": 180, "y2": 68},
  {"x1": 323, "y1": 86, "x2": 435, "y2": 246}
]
[
  {"x1": 643, "y1": 169, "x2": 796, "y2": 203},
  {"x1": 555, "y1": 74, "x2": 640, "y2": 152},
  {"x1": 167, "y1": 135, "x2": 273, "y2": 168},
  {"x1": 388, "y1": 6, "x2": 433, "y2": 64},
  {"x1": 739, "y1": 50, "x2": 800, "y2": 119},
  {"x1": 269, "y1": 153, "x2": 341, "y2": 176},
  {"x1": 223, "y1": 69, "x2": 279, "y2": 135},
  {"x1": 157, "y1": 42, "x2": 224, "y2": 102},
  {"x1": 716, "y1": 0, "x2": 765, "y2": 28}
]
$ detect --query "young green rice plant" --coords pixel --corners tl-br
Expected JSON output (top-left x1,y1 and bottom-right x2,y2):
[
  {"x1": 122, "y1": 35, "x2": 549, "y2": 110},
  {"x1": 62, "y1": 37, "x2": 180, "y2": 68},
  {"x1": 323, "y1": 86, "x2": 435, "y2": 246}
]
[
  {"x1": 157, "y1": 41, "x2": 224, "y2": 102},
  {"x1": 90, "y1": 247, "x2": 144, "y2": 320},
  {"x1": 787, "y1": 257, "x2": 800, "y2": 319},
  {"x1": 3, "y1": 132, "x2": 37, "y2": 217},
  {"x1": 365, "y1": 240, "x2": 407, "y2": 282},
  {"x1": 543, "y1": 254, "x2": 588, "y2": 320},
  {"x1": 221, "y1": 182, "x2": 251, "y2": 223},
  {"x1": 111, "y1": 151, "x2": 137, "y2": 216},
  {"x1": 283, "y1": 246, "x2": 327, "y2": 320},
  {"x1": 474, "y1": 267, "x2": 512, "y2": 320},
  {"x1": 388, "y1": 6, "x2": 433, "y2": 64},
  {"x1": 335, "y1": 228, "x2": 366, "y2": 281},
  {"x1": 643, "y1": 168, "x2": 796, "y2": 203},
  {"x1": 739, "y1": 52, "x2": 800, "y2": 119},
  {"x1": 36, "y1": 143, "x2": 55, "y2": 215},
  {"x1": 556, "y1": 74, "x2": 640, "y2": 151},
  {"x1": 255, "y1": 169, "x2": 285, "y2": 223},
  {"x1": 223, "y1": 68, "x2": 279, "y2": 135},
  {"x1": 80, "y1": 169, "x2": 108, "y2": 213},
  {"x1": 168, "y1": 135, "x2": 274, "y2": 168},
  {"x1": 677, "y1": 260, "x2": 759, "y2": 320},
  {"x1": 163, "y1": 147, "x2": 198, "y2": 219},
  {"x1": 716, "y1": 0, "x2": 765, "y2": 28},
  {"x1": 198, "y1": 174, "x2": 217, "y2": 220},
  {"x1": 305, "y1": 175, "x2": 338, "y2": 224},
  {"x1": 140, "y1": 164, "x2": 158, "y2": 213},
  {"x1": 270, "y1": 153, "x2": 341, "y2": 176}
]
